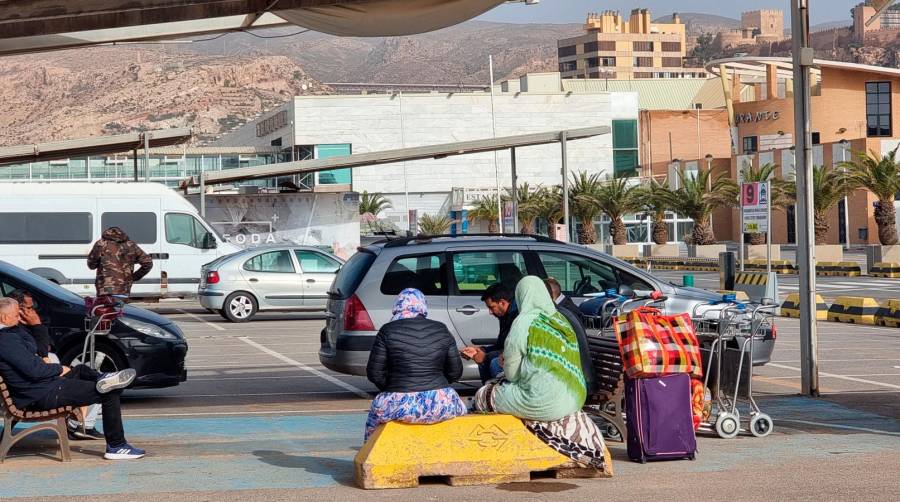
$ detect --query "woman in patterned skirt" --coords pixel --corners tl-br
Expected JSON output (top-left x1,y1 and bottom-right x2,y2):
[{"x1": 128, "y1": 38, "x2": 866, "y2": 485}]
[{"x1": 364, "y1": 288, "x2": 466, "y2": 440}]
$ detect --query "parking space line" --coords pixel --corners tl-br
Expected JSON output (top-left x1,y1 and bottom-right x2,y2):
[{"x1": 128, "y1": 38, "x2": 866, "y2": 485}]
[
  {"x1": 239, "y1": 336, "x2": 371, "y2": 399},
  {"x1": 177, "y1": 309, "x2": 226, "y2": 331},
  {"x1": 777, "y1": 419, "x2": 900, "y2": 437},
  {"x1": 130, "y1": 391, "x2": 360, "y2": 399},
  {"x1": 767, "y1": 363, "x2": 900, "y2": 390}
]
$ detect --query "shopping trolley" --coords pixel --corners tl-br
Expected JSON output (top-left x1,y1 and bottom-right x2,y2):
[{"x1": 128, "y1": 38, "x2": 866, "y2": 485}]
[
  {"x1": 82, "y1": 295, "x2": 127, "y2": 370},
  {"x1": 691, "y1": 295, "x2": 777, "y2": 438}
]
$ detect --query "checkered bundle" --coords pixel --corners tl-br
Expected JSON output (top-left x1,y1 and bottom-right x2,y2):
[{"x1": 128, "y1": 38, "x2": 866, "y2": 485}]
[{"x1": 614, "y1": 307, "x2": 703, "y2": 379}]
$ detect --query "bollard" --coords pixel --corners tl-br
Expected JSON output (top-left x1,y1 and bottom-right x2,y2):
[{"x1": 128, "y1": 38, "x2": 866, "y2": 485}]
[
  {"x1": 683, "y1": 274, "x2": 695, "y2": 287},
  {"x1": 719, "y1": 251, "x2": 736, "y2": 290}
]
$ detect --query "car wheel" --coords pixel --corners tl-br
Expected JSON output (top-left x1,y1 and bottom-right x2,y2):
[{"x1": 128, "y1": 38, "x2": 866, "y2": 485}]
[
  {"x1": 223, "y1": 291, "x2": 258, "y2": 322},
  {"x1": 61, "y1": 341, "x2": 128, "y2": 374}
]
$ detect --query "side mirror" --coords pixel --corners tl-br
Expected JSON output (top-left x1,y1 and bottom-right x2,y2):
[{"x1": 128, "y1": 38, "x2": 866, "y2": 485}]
[
  {"x1": 617, "y1": 284, "x2": 635, "y2": 298},
  {"x1": 202, "y1": 233, "x2": 218, "y2": 250}
]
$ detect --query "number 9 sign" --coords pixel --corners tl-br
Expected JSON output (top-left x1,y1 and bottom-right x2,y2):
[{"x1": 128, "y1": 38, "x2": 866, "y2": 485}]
[{"x1": 742, "y1": 182, "x2": 759, "y2": 207}]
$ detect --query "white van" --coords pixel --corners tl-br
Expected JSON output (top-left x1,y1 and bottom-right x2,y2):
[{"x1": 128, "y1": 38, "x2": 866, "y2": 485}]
[{"x1": 0, "y1": 182, "x2": 240, "y2": 299}]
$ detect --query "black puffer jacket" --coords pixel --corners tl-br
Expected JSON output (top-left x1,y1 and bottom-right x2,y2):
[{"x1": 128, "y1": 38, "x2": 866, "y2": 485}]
[{"x1": 366, "y1": 316, "x2": 463, "y2": 393}]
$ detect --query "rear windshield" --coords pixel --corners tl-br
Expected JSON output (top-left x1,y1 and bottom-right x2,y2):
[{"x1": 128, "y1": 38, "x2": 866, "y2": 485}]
[{"x1": 329, "y1": 250, "x2": 376, "y2": 299}]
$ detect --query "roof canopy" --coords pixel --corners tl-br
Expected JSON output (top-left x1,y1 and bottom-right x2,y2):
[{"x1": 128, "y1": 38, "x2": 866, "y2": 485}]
[
  {"x1": 0, "y1": 128, "x2": 192, "y2": 166},
  {"x1": 0, "y1": 0, "x2": 508, "y2": 56},
  {"x1": 186, "y1": 126, "x2": 610, "y2": 186}
]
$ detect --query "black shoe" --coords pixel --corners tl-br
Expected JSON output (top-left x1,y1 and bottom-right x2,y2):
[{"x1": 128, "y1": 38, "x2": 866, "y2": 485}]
[{"x1": 68, "y1": 424, "x2": 105, "y2": 441}]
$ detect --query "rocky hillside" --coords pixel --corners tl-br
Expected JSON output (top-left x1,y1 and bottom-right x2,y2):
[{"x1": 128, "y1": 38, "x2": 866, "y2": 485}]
[{"x1": 0, "y1": 48, "x2": 329, "y2": 146}]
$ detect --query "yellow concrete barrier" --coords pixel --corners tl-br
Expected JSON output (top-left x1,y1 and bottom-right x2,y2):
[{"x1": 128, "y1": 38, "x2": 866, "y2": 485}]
[
  {"x1": 744, "y1": 259, "x2": 796, "y2": 274},
  {"x1": 827, "y1": 296, "x2": 879, "y2": 325},
  {"x1": 876, "y1": 299, "x2": 900, "y2": 328},
  {"x1": 780, "y1": 293, "x2": 828, "y2": 320},
  {"x1": 870, "y1": 262, "x2": 900, "y2": 279},
  {"x1": 816, "y1": 261, "x2": 862, "y2": 277},
  {"x1": 355, "y1": 414, "x2": 613, "y2": 489}
]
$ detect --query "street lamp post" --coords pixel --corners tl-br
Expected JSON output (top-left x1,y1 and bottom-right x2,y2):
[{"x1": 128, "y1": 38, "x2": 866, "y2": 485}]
[
  {"x1": 839, "y1": 138, "x2": 850, "y2": 251},
  {"x1": 705, "y1": 153, "x2": 714, "y2": 229}
]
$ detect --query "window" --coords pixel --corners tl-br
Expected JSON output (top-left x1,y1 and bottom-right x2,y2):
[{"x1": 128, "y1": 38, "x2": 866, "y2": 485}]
[
  {"x1": 380, "y1": 253, "x2": 446, "y2": 295},
  {"x1": 612, "y1": 119, "x2": 639, "y2": 176},
  {"x1": 0, "y1": 213, "x2": 92, "y2": 244},
  {"x1": 811, "y1": 132, "x2": 820, "y2": 145},
  {"x1": 537, "y1": 252, "x2": 617, "y2": 297},
  {"x1": 742, "y1": 136, "x2": 758, "y2": 154},
  {"x1": 315, "y1": 144, "x2": 352, "y2": 185},
  {"x1": 558, "y1": 45, "x2": 576, "y2": 58},
  {"x1": 661, "y1": 57, "x2": 682, "y2": 67},
  {"x1": 295, "y1": 250, "x2": 341, "y2": 273},
  {"x1": 559, "y1": 61, "x2": 577, "y2": 72},
  {"x1": 243, "y1": 250, "x2": 295, "y2": 273},
  {"x1": 451, "y1": 251, "x2": 527, "y2": 295},
  {"x1": 165, "y1": 213, "x2": 212, "y2": 249},
  {"x1": 618, "y1": 270, "x2": 654, "y2": 296},
  {"x1": 586, "y1": 57, "x2": 599, "y2": 68},
  {"x1": 584, "y1": 41, "x2": 599, "y2": 53},
  {"x1": 600, "y1": 56, "x2": 616, "y2": 67},
  {"x1": 633, "y1": 41, "x2": 654, "y2": 52},
  {"x1": 866, "y1": 82, "x2": 892, "y2": 137},
  {"x1": 101, "y1": 212, "x2": 157, "y2": 244},
  {"x1": 633, "y1": 56, "x2": 654, "y2": 67},
  {"x1": 661, "y1": 41, "x2": 681, "y2": 52}
]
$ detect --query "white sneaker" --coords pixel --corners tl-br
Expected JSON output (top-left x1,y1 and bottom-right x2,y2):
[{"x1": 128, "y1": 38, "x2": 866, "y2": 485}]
[{"x1": 96, "y1": 369, "x2": 137, "y2": 394}]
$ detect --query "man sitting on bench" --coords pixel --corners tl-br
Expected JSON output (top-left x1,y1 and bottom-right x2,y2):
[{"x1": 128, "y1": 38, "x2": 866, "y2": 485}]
[{"x1": 0, "y1": 298, "x2": 146, "y2": 460}]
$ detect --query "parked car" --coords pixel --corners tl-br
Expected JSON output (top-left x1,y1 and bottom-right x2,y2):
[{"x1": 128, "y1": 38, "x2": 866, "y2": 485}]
[
  {"x1": 199, "y1": 245, "x2": 344, "y2": 322},
  {"x1": 0, "y1": 260, "x2": 187, "y2": 388},
  {"x1": 319, "y1": 234, "x2": 776, "y2": 380}
]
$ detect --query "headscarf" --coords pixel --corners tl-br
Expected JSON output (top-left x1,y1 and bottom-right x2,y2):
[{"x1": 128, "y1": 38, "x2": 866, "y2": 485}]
[{"x1": 390, "y1": 288, "x2": 428, "y2": 321}]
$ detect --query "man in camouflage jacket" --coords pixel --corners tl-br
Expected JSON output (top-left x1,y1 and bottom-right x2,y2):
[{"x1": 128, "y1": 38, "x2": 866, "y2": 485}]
[{"x1": 87, "y1": 227, "x2": 153, "y2": 296}]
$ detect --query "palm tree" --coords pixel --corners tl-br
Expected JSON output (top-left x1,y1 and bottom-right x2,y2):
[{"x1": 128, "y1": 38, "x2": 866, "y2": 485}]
[
  {"x1": 568, "y1": 172, "x2": 606, "y2": 244},
  {"x1": 635, "y1": 177, "x2": 676, "y2": 245},
  {"x1": 358, "y1": 191, "x2": 392, "y2": 216},
  {"x1": 783, "y1": 166, "x2": 852, "y2": 245},
  {"x1": 467, "y1": 196, "x2": 499, "y2": 234},
  {"x1": 594, "y1": 175, "x2": 641, "y2": 245},
  {"x1": 535, "y1": 185, "x2": 564, "y2": 239},
  {"x1": 840, "y1": 147, "x2": 900, "y2": 245},
  {"x1": 739, "y1": 162, "x2": 794, "y2": 245},
  {"x1": 417, "y1": 213, "x2": 454, "y2": 236},
  {"x1": 670, "y1": 169, "x2": 738, "y2": 245},
  {"x1": 503, "y1": 183, "x2": 545, "y2": 234}
]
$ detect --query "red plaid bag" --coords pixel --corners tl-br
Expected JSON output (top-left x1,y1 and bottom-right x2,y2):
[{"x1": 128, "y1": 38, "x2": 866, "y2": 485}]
[{"x1": 614, "y1": 306, "x2": 703, "y2": 379}]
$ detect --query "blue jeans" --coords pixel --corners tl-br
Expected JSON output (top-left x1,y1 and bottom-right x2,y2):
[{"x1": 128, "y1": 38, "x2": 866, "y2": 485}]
[{"x1": 477, "y1": 350, "x2": 503, "y2": 383}]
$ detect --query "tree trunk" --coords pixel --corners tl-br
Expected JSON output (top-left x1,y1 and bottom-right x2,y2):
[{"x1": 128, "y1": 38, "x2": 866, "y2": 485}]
[
  {"x1": 487, "y1": 219, "x2": 498, "y2": 234},
  {"x1": 610, "y1": 217, "x2": 627, "y2": 245},
  {"x1": 691, "y1": 217, "x2": 716, "y2": 245},
  {"x1": 578, "y1": 217, "x2": 598, "y2": 244},
  {"x1": 874, "y1": 199, "x2": 899, "y2": 245},
  {"x1": 748, "y1": 232, "x2": 765, "y2": 245},
  {"x1": 651, "y1": 212, "x2": 668, "y2": 245},
  {"x1": 814, "y1": 212, "x2": 829, "y2": 245},
  {"x1": 520, "y1": 217, "x2": 535, "y2": 235}
]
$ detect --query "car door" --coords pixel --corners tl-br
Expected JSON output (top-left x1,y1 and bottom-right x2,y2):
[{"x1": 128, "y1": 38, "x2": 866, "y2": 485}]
[
  {"x1": 445, "y1": 248, "x2": 529, "y2": 348},
  {"x1": 161, "y1": 212, "x2": 220, "y2": 296},
  {"x1": 293, "y1": 249, "x2": 341, "y2": 308},
  {"x1": 532, "y1": 250, "x2": 656, "y2": 306},
  {"x1": 240, "y1": 249, "x2": 303, "y2": 309}
]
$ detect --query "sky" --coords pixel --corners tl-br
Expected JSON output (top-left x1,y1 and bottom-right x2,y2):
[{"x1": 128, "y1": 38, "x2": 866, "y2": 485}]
[{"x1": 477, "y1": 0, "x2": 858, "y2": 25}]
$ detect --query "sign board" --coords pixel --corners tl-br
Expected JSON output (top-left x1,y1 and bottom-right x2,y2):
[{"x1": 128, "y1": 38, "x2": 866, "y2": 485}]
[{"x1": 741, "y1": 182, "x2": 769, "y2": 233}]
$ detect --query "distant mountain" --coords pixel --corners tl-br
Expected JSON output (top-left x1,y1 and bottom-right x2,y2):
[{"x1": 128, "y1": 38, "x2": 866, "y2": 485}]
[{"x1": 654, "y1": 12, "x2": 739, "y2": 35}]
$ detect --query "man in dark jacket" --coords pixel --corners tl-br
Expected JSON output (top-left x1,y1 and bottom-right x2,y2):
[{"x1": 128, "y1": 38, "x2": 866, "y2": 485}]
[
  {"x1": 461, "y1": 283, "x2": 518, "y2": 383},
  {"x1": 0, "y1": 298, "x2": 146, "y2": 460},
  {"x1": 87, "y1": 227, "x2": 153, "y2": 297},
  {"x1": 544, "y1": 277, "x2": 586, "y2": 327}
]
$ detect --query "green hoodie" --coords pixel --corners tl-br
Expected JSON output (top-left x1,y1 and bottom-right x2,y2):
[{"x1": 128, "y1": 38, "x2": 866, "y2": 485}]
[{"x1": 492, "y1": 276, "x2": 587, "y2": 421}]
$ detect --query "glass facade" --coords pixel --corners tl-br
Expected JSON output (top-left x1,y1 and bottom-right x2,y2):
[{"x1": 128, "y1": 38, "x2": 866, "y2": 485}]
[
  {"x1": 594, "y1": 212, "x2": 694, "y2": 244},
  {"x1": 315, "y1": 144, "x2": 353, "y2": 185},
  {"x1": 612, "y1": 119, "x2": 639, "y2": 177}
]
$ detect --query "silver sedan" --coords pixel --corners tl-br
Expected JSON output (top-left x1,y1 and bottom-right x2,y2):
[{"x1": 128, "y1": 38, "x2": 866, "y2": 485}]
[{"x1": 199, "y1": 245, "x2": 344, "y2": 322}]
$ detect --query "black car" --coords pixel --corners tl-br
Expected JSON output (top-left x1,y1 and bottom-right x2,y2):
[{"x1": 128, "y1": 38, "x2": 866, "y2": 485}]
[{"x1": 0, "y1": 260, "x2": 187, "y2": 388}]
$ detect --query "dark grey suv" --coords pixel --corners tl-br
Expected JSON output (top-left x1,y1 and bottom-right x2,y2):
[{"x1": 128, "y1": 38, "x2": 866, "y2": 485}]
[{"x1": 319, "y1": 234, "x2": 776, "y2": 380}]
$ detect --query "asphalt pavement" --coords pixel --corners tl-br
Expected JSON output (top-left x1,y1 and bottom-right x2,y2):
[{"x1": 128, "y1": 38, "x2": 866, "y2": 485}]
[{"x1": 1, "y1": 303, "x2": 899, "y2": 501}]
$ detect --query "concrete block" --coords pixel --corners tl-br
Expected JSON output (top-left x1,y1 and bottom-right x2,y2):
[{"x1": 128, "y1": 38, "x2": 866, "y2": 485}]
[
  {"x1": 881, "y1": 245, "x2": 900, "y2": 263},
  {"x1": 870, "y1": 262, "x2": 900, "y2": 278},
  {"x1": 814, "y1": 245, "x2": 843, "y2": 263},
  {"x1": 650, "y1": 244, "x2": 679, "y2": 257},
  {"x1": 780, "y1": 293, "x2": 828, "y2": 320},
  {"x1": 694, "y1": 245, "x2": 726, "y2": 259},
  {"x1": 827, "y1": 296, "x2": 879, "y2": 325},
  {"x1": 746, "y1": 244, "x2": 780, "y2": 260},
  {"x1": 355, "y1": 415, "x2": 613, "y2": 489},
  {"x1": 611, "y1": 244, "x2": 640, "y2": 258},
  {"x1": 876, "y1": 299, "x2": 900, "y2": 327}
]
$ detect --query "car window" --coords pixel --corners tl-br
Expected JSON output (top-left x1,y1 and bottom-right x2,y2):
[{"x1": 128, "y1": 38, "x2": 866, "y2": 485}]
[
  {"x1": 165, "y1": 213, "x2": 212, "y2": 249},
  {"x1": 331, "y1": 251, "x2": 376, "y2": 300},
  {"x1": 243, "y1": 250, "x2": 296, "y2": 273},
  {"x1": 380, "y1": 253, "x2": 446, "y2": 296},
  {"x1": 618, "y1": 270, "x2": 654, "y2": 296},
  {"x1": 451, "y1": 250, "x2": 527, "y2": 295},
  {"x1": 537, "y1": 251, "x2": 618, "y2": 297},
  {"x1": 295, "y1": 250, "x2": 341, "y2": 273}
]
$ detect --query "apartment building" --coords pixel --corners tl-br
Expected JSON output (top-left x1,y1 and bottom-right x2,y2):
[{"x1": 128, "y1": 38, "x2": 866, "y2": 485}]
[{"x1": 557, "y1": 9, "x2": 706, "y2": 81}]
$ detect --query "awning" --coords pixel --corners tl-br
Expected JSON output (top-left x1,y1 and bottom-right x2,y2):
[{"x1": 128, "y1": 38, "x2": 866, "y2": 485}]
[
  {"x1": 0, "y1": 128, "x2": 192, "y2": 166},
  {"x1": 185, "y1": 126, "x2": 610, "y2": 186},
  {"x1": 1, "y1": 0, "x2": 509, "y2": 56}
]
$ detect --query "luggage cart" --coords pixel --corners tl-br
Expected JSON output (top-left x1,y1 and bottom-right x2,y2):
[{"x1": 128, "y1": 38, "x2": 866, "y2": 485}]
[
  {"x1": 691, "y1": 296, "x2": 777, "y2": 438},
  {"x1": 82, "y1": 295, "x2": 127, "y2": 370}
]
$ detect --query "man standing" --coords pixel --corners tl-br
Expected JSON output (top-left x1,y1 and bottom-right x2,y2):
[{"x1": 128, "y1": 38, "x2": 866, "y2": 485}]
[
  {"x1": 87, "y1": 227, "x2": 153, "y2": 297},
  {"x1": 461, "y1": 283, "x2": 518, "y2": 383},
  {"x1": 544, "y1": 277, "x2": 586, "y2": 327},
  {"x1": 0, "y1": 298, "x2": 145, "y2": 460}
]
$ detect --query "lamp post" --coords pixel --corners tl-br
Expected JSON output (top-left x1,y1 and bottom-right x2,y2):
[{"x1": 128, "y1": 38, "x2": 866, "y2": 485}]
[
  {"x1": 839, "y1": 138, "x2": 850, "y2": 250},
  {"x1": 705, "y1": 153, "x2": 714, "y2": 230}
]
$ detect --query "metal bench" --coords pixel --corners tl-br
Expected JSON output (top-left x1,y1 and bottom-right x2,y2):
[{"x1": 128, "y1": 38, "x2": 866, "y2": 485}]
[{"x1": 0, "y1": 375, "x2": 72, "y2": 463}]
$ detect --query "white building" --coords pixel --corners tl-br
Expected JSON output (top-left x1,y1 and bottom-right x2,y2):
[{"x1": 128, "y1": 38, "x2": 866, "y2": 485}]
[{"x1": 216, "y1": 73, "x2": 640, "y2": 231}]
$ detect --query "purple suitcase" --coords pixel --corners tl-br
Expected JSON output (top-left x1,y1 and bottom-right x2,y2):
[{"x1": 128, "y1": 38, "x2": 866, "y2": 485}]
[{"x1": 624, "y1": 373, "x2": 697, "y2": 463}]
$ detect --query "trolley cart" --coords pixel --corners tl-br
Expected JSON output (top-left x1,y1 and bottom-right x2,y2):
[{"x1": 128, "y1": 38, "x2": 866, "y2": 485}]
[
  {"x1": 691, "y1": 296, "x2": 777, "y2": 438},
  {"x1": 82, "y1": 295, "x2": 127, "y2": 370}
]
